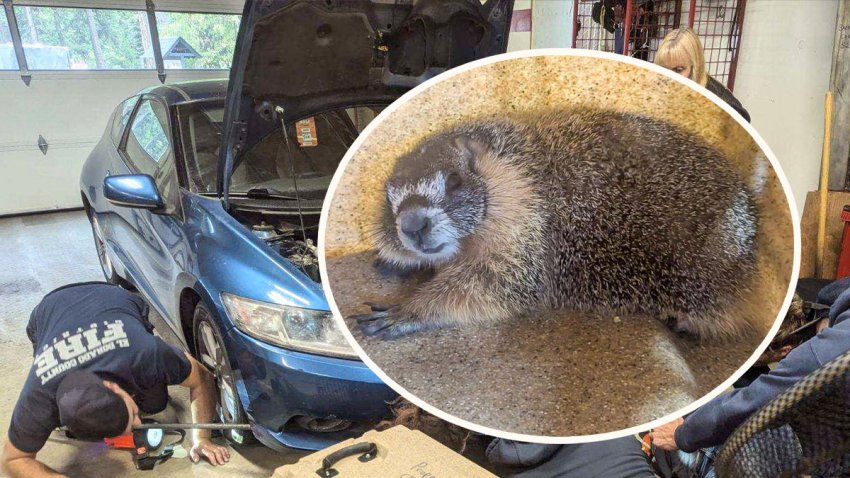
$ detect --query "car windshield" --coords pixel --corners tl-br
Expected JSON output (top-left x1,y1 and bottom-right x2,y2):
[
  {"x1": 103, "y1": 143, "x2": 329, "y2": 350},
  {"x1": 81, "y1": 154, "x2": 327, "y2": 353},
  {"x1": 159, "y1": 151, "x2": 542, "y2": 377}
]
[
  {"x1": 177, "y1": 101, "x2": 224, "y2": 194},
  {"x1": 177, "y1": 101, "x2": 383, "y2": 198}
]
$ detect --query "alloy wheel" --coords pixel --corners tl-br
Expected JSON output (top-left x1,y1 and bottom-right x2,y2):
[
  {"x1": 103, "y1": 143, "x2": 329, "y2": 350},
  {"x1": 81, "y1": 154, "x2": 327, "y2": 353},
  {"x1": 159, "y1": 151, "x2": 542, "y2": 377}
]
[{"x1": 197, "y1": 320, "x2": 245, "y2": 443}]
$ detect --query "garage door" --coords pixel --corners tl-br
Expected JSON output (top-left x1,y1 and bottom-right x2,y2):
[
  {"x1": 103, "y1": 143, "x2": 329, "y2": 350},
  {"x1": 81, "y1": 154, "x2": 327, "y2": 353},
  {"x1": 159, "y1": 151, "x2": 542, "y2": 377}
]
[{"x1": 0, "y1": 0, "x2": 243, "y2": 215}]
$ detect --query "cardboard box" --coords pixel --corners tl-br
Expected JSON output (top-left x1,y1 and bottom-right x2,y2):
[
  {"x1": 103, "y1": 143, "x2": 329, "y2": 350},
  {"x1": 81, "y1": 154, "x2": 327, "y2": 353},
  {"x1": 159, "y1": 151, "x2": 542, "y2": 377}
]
[{"x1": 273, "y1": 426, "x2": 497, "y2": 478}]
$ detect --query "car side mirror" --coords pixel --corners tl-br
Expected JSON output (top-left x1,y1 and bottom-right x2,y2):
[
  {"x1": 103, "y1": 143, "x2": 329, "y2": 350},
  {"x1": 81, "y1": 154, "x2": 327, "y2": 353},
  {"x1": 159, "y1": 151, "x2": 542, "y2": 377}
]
[{"x1": 104, "y1": 174, "x2": 165, "y2": 212}]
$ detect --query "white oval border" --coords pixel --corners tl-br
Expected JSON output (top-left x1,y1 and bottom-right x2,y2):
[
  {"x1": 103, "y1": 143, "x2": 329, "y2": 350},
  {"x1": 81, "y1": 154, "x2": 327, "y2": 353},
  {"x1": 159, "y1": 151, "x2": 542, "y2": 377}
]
[{"x1": 317, "y1": 48, "x2": 802, "y2": 444}]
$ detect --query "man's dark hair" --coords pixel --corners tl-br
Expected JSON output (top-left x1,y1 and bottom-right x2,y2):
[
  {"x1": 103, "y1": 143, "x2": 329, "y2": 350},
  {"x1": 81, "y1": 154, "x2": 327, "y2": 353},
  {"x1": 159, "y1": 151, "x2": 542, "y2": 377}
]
[{"x1": 55, "y1": 370, "x2": 129, "y2": 441}]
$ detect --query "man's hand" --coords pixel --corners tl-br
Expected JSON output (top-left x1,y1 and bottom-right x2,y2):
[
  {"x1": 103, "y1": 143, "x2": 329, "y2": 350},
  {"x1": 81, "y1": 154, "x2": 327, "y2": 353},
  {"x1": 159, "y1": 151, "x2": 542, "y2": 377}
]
[
  {"x1": 651, "y1": 417, "x2": 684, "y2": 451},
  {"x1": 179, "y1": 353, "x2": 232, "y2": 466},
  {"x1": 189, "y1": 438, "x2": 230, "y2": 466}
]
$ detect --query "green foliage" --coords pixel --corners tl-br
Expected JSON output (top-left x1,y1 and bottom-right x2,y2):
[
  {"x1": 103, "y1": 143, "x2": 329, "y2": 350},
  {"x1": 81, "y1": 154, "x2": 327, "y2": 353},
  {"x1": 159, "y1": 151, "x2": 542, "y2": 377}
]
[
  {"x1": 96, "y1": 10, "x2": 148, "y2": 69},
  {"x1": 0, "y1": 11, "x2": 12, "y2": 43},
  {"x1": 12, "y1": 6, "x2": 238, "y2": 70},
  {"x1": 16, "y1": 6, "x2": 148, "y2": 69},
  {"x1": 155, "y1": 12, "x2": 239, "y2": 69}
]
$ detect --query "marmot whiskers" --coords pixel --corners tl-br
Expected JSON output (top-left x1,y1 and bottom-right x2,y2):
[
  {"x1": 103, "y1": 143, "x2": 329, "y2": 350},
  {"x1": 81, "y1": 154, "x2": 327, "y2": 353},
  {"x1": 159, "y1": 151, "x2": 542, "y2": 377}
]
[{"x1": 353, "y1": 108, "x2": 758, "y2": 340}]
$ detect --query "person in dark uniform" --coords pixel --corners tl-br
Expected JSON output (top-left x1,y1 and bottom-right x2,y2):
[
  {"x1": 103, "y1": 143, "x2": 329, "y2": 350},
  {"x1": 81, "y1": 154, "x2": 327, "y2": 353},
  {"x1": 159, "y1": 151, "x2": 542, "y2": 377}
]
[
  {"x1": 652, "y1": 284, "x2": 850, "y2": 452},
  {"x1": 1, "y1": 282, "x2": 230, "y2": 477},
  {"x1": 487, "y1": 437, "x2": 657, "y2": 477}
]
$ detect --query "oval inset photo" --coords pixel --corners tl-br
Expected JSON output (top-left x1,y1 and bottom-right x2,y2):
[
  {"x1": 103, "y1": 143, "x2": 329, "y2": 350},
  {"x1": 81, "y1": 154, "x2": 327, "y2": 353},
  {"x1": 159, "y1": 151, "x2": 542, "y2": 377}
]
[{"x1": 319, "y1": 50, "x2": 799, "y2": 439}]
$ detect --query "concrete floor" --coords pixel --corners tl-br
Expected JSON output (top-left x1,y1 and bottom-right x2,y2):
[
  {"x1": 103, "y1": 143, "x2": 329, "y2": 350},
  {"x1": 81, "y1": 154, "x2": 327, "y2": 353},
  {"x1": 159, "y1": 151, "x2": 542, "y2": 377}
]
[
  {"x1": 0, "y1": 210, "x2": 305, "y2": 477},
  {"x1": 330, "y1": 252, "x2": 762, "y2": 437}
]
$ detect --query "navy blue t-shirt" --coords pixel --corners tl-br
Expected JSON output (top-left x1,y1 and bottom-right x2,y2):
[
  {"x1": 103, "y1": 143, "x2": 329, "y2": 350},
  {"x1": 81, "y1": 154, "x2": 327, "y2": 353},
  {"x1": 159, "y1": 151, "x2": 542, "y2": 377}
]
[{"x1": 8, "y1": 282, "x2": 192, "y2": 453}]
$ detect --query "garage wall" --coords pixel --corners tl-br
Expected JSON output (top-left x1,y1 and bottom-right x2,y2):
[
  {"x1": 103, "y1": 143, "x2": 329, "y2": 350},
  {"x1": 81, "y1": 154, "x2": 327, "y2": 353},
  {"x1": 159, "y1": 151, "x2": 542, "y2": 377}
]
[
  {"x1": 0, "y1": 70, "x2": 230, "y2": 215},
  {"x1": 531, "y1": 0, "x2": 574, "y2": 49},
  {"x1": 0, "y1": 0, "x2": 244, "y2": 216},
  {"x1": 733, "y1": 0, "x2": 839, "y2": 216},
  {"x1": 506, "y1": 0, "x2": 575, "y2": 52}
]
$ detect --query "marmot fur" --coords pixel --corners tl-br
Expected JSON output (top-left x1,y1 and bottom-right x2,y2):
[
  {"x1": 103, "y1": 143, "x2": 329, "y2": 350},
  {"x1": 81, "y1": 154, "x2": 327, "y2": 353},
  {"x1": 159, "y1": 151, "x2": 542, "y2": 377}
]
[{"x1": 353, "y1": 107, "x2": 759, "y2": 340}]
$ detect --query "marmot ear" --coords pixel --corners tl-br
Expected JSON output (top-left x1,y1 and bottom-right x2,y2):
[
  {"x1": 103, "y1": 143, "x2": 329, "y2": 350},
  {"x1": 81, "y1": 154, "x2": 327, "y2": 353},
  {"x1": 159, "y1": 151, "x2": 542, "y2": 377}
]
[{"x1": 452, "y1": 135, "x2": 487, "y2": 172}]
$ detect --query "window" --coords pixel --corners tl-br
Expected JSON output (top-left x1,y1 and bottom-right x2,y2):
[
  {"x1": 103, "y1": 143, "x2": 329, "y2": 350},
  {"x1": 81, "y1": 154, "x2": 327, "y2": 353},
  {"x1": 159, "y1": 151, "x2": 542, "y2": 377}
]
[
  {"x1": 0, "y1": 8, "x2": 18, "y2": 69},
  {"x1": 154, "y1": 12, "x2": 239, "y2": 69},
  {"x1": 236, "y1": 107, "x2": 383, "y2": 199},
  {"x1": 124, "y1": 99, "x2": 171, "y2": 176},
  {"x1": 110, "y1": 96, "x2": 139, "y2": 145},
  {"x1": 13, "y1": 6, "x2": 153, "y2": 70},
  {"x1": 177, "y1": 100, "x2": 224, "y2": 193},
  {"x1": 179, "y1": 104, "x2": 386, "y2": 196},
  {"x1": 125, "y1": 98, "x2": 181, "y2": 215},
  {"x1": 4, "y1": 6, "x2": 240, "y2": 72}
]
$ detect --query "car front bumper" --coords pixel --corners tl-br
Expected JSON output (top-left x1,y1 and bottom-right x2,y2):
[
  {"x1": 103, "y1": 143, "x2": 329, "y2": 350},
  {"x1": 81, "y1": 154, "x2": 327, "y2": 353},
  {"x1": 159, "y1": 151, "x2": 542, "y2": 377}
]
[{"x1": 223, "y1": 326, "x2": 398, "y2": 451}]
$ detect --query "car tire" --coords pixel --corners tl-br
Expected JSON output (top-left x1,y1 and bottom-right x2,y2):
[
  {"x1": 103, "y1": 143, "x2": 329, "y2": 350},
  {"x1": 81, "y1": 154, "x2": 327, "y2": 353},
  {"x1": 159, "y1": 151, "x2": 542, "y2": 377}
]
[
  {"x1": 87, "y1": 210, "x2": 121, "y2": 285},
  {"x1": 193, "y1": 302, "x2": 257, "y2": 445}
]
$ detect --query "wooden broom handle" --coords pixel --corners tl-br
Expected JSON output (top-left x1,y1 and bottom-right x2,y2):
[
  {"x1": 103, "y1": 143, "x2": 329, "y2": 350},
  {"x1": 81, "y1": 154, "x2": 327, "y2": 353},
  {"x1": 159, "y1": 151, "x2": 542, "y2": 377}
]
[{"x1": 816, "y1": 90, "x2": 833, "y2": 278}]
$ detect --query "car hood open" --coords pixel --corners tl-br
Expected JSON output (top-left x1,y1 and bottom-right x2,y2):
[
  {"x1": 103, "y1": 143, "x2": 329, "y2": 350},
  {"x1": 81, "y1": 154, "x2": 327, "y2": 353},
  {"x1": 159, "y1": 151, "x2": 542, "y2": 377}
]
[{"x1": 218, "y1": 0, "x2": 515, "y2": 204}]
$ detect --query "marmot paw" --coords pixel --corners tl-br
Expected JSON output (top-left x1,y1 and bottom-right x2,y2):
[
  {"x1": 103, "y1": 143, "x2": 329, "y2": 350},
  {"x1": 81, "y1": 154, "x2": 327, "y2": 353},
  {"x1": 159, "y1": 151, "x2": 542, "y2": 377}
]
[
  {"x1": 372, "y1": 258, "x2": 431, "y2": 280},
  {"x1": 349, "y1": 303, "x2": 426, "y2": 340}
]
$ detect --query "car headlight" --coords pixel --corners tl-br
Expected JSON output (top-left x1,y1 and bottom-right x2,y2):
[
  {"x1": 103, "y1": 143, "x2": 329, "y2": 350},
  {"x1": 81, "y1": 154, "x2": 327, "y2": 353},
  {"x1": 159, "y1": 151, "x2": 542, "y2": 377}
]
[{"x1": 221, "y1": 293, "x2": 358, "y2": 359}]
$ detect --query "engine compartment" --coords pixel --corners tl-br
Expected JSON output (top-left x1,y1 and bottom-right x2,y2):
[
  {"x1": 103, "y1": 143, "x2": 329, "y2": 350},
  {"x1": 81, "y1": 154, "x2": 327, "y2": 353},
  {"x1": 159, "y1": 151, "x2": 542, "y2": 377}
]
[{"x1": 230, "y1": 207, "x2": 321, "y2": 283}]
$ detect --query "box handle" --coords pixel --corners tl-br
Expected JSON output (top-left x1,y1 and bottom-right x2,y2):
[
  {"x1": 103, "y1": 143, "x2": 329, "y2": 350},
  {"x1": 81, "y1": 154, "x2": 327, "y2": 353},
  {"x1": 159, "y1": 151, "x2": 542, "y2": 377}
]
[{"x1": 316, "y1": 442, "x2": 378, "y2": 477}]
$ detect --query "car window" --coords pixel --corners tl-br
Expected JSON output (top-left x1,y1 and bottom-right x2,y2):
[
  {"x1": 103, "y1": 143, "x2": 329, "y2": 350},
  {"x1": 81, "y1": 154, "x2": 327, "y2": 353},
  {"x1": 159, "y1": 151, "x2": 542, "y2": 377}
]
[
  {"x1": 178, "y1": 104, "x2": 384, "y2": 196},
  {"x1": 110, "y1": 96, "x2": 138, "y2": 145},
  {"x1": 229, "y1": 106, "x2": 384, "y2": 200},
  {"x1": 124, "y1": 99, "x2": 171, "y2": 177},
  {"x1": 176, "y1": 101, "x2": 224, "y2": 194}
]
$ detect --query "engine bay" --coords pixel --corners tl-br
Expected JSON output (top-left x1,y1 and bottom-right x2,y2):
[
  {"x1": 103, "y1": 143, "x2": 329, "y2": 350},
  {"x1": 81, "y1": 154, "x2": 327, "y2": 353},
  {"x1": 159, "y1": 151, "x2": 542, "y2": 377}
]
[{"x1": 230, "y1": 208, "x2": 321, "y2": 283}]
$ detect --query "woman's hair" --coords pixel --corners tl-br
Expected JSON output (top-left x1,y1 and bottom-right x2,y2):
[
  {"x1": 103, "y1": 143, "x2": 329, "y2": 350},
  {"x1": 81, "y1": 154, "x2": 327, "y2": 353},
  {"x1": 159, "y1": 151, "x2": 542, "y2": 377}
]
[
  {"x1": 655, "y1": 27, "x2": 708, "y2": 86},
  {"x1": 377, "y1": 396, "x2": 474, "y2": 453}
]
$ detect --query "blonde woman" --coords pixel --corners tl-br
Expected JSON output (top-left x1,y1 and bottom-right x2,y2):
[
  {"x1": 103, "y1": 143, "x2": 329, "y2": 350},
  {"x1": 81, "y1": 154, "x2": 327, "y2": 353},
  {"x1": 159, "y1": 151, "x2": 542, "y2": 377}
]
[{"x1": 655, "y1": 27, "x2": 751, "y2": 122}]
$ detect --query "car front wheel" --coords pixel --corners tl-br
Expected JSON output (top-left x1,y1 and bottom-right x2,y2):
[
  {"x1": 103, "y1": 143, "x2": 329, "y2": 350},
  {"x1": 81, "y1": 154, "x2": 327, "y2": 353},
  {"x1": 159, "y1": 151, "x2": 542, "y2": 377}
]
[{"x1": 193, "y1": 302, "x2": 257, "y2": 445}]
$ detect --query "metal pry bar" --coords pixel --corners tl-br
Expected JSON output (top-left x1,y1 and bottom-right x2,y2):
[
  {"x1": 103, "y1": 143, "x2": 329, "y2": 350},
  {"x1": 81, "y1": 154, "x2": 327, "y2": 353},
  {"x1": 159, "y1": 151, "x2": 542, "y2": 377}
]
[{"x1": 134, "y1": 423, "x2": 253, "y2": 431}]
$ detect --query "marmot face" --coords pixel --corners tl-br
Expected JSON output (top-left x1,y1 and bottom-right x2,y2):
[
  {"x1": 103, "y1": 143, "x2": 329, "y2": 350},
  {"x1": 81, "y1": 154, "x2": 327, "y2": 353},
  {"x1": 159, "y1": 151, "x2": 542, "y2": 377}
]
[{"x1": 380, "y1": 134, "x2": 488, "y2": 266}]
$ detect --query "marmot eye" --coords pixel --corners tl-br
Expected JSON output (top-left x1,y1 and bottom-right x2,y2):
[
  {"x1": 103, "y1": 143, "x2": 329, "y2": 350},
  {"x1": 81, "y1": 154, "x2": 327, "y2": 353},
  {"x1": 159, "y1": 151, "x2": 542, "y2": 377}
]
[{"x1": 445, "y1": 172, "x2": 463, "y2": 192}]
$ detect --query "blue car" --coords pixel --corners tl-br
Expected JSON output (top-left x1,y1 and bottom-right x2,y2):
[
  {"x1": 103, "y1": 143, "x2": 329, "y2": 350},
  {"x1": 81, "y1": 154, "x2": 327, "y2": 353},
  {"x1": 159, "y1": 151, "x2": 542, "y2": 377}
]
[{"x1": 79, "y1": 0, "x2": 513, "y2": 451}]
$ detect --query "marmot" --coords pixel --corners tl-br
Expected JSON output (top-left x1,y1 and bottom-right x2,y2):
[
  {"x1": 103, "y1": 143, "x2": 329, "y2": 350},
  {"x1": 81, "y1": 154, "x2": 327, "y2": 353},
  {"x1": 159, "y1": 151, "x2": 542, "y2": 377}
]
[{"x1": 352, "y1": 108, "x2": 759, "y2": 340}]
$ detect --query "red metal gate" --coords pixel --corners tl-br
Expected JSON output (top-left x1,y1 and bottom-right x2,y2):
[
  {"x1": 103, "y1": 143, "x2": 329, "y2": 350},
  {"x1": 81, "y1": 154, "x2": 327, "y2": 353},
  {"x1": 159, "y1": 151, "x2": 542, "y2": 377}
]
[{"x1": 572, "y1": 0, "x2": 747, "y2": 90}]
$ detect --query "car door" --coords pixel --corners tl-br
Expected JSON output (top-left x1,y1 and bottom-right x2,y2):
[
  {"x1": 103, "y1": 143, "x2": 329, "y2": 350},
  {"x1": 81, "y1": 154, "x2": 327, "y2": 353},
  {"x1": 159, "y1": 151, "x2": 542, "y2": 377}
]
[
  {"x1": 91, "y1": 95, "x2": 139, "y2": 270},
  {"x1": 117, "y1": 96, "x2": 185, "y2": 326}
]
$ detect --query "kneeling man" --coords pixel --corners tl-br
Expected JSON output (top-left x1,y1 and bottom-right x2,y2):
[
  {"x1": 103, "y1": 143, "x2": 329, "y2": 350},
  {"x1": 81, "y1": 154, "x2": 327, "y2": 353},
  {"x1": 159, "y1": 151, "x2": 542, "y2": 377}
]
[{"x1": 2, "y1": 282, "x2": 230, "y2": 477}]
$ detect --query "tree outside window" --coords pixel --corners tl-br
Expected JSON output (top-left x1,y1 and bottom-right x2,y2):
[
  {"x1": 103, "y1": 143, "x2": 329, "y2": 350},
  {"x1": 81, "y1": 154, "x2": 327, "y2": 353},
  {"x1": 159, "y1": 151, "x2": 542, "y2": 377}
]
[
  {"x1": 14, "y1": 6, "x2": 152, "y2": 70},
  {"x1": 0, "y1": 9, "x2": 19, "y2": 69},
  {"x1": 154, "y1": 12, "x2": 239, "y2": 69}
]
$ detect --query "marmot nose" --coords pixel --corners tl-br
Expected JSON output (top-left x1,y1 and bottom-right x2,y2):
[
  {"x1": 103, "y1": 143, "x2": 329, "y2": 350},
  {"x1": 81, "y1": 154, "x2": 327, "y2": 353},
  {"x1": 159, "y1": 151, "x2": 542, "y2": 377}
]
[{"x1": 399, "y1": 210, "x2": 430, "y2": 240}]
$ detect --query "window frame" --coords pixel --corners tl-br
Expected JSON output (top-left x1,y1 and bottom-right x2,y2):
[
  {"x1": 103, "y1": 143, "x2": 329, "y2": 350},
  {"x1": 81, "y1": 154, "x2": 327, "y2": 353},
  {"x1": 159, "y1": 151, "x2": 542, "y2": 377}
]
[
  {"x1": 10, "y1": 4, "x2": 158, "y2": 72},
  {"x1": 118, "y1": 93, "x2": 184, "y2": 220},
  {"x1": 2, "y1": 1, "x2": 238, "y2": 82},
  {"x1": 119, "y1": 94, "x2": 172, "y2": 175},
  {"x1": 110, "y1": 95, "x2": 140, "y2": 146},
  {"x1": 173, "y1": 97, "x2": 226, "y2": 195}
]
